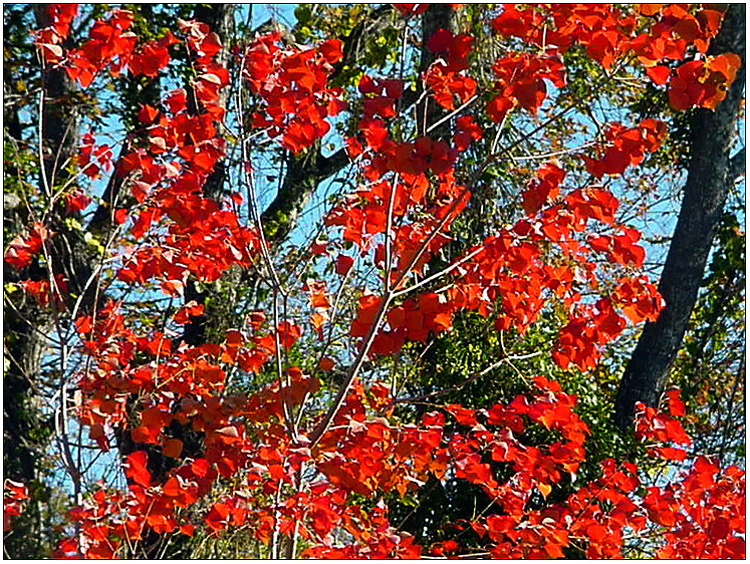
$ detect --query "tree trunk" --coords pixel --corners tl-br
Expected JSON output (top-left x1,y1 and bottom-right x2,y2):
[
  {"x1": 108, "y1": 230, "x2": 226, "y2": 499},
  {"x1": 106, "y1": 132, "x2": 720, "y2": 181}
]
[
  {"x1": 418, "y1": 4, "x2": 459, "y2": 140},
  {"x1": 613, "y1": 4, "x2": 746, "y2": 429},
  {"x1": 182, "y1": 3, "x2": 237, "y2": 347},
  {"x1": 3, "y1": 7, "x2": 81, "y2": 558}
]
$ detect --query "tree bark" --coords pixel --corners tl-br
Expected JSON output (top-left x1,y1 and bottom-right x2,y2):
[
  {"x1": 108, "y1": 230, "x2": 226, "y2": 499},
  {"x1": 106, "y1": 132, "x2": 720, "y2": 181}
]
[
  {"x1": 182, "y1": 3, "x2": 237, "y2": 347},
  {"x1": 613, "y1": 4, "x2": 746, "y2": 429},
  {"x1": 124, "y1": 6, "x2": 236, "y2": 558},
  {"x1": 3, "y1": 7, "x2": 83, "y2": 558},
  {"x1": 418, "y1": 4, "x2": 459, "y2": 140}
]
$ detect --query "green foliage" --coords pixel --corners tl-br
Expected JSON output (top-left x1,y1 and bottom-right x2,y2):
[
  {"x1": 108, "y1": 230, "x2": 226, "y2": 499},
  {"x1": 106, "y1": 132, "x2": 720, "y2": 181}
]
[
  {"x1": 672, "y1": 209, "x2": 746, "y2": 463},
  {"x1": 292, "y1": 5, "x2": 403, "y2": 89}
]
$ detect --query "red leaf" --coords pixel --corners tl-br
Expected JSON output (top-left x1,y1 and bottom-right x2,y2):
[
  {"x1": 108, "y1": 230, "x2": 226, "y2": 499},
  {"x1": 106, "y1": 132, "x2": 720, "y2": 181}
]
[
  {"x1": 665, "y1": 389, "x2": 685, "y2": 417},
  {"x1": 723, "y1": 537, "x2": 745, "y2": 559},
  {"x1": 586, "y1": 523, "x2": 608, "y2": 542},
  {"x1": 694, "y1": 455, "x2": 719, "y2": 477},
  {"x1": 161, "y1": 279, "x2": 184, "y2": 298},
  {"x1": 657, "y1": 446, "x2": 687, "y2": 461},
  {"x1": 214, "y1": 426, "x2": 241, "y2": 445},
  {"x1": 455, "y1": 454, "x2": 496, "y2": 488},
  {"x1": 277, "y1": 321, "x2": 302, "y2": 350},
  {"x1": 163, "y1": 476, "x2": 181, "y2": 497},
  {"x1": 708, "y1": 517, "x2": 730, "y2": 541},
  {"x1": 113, "y1": 208, "x2": 128, "y2": 225},
  {"x1": 394, "y1": 4, "x2": 428, "y2": 17},
  {"x1": 124, "y1": 451, "x2": 151, "y2": 486},
  {"x1": 4, "y1": 480, "x2": 28, "y2": 501},
  {"x1": 138, "y1": 104, "x2": 160, "y2": 124},
  {"x1": 131, "y1": 425, "x2": 159, "y2": 445},
  {"x1": 335, "y1": 254, "x2": 354, "y2": 276},
  {"x1": 639, "y1": 4, "x2": 663, "y2": 16},
  {"x1": 646, "y1": 65, "x2": 671, "y2": 86},
  {"x1": 205, "y1": 502, "x2": 230, "y2": 532},
  {"x1": 191, "y1": 458, "x2": 209, "y2": 478},
  {"x1": 164, "y1": 88, "x2": 187, "y2": 113},
  {"x1": 446, "y1": 405, "x2": 476, "y2": 426},
  {"x1": 74, "y1": 316, "x2": 93, "y2": 334},
  {"x1": 319, "y1": 39, "x2": 343, "y2": 64},
  {"x1": 163, "y1": 438, "x2": 183, "y2": 458}
]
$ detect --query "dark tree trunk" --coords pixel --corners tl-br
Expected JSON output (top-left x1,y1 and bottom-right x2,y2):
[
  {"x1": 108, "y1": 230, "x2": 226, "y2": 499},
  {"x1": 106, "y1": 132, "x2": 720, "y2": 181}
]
[
  {"x1": 613, "y1": 4, "x2": 746, "y2": 429},
  {"x1": 3, "y1": 7, "x2": 82, "y2": 558},
  {"x1": 119, "y1": 6, "x2": 237, "y2": 558},
  {"x1": 182, "y1": 3, "x2": 237, "y2": 347},
  {"x1": 260, "y1": 146, "x2": 350, "y2": 245},
  {"x1": 418, "y1": 4, "x2": 459, "y2": 140},
  {"x1": 191, "y1": 3, "x2": 234, "y2": 203}
]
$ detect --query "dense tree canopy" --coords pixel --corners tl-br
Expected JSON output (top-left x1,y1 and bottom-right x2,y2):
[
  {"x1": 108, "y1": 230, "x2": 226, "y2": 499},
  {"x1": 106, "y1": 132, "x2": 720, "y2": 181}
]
[{"x1": 3, "y1": 3, "x2": 745, "y2": 559}]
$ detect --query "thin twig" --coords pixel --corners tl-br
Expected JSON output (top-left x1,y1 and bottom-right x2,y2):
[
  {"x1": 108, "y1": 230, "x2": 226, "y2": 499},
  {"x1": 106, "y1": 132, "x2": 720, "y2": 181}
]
[{"x1": 387, "y1": 350, "x2": 544, "y2": 408}]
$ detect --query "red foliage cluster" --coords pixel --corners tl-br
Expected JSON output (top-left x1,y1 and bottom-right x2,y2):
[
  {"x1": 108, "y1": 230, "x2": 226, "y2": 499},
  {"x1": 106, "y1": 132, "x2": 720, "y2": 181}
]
[
  {"x1": 4, "y1": 223, "x2": 51, "y2": 271},
  {"x1": 3, "y1": 481, "x2": 29, "y2": 532},
  {"x1": 423, "y1": 28, "x2": 477, "y2": 111},
  {"x1": 77, "y1": 132, "x2": 113, "y2": 180},
  {"x1": 488, "y1": 53, "x2": 566, "y2": 122},
  {"x1": 52, "y1": 371, "x2": 746, "y2": 559},
  {"x1": 493, "y1": 4, "x2": 724, "y2": 70},
  {"x1": 99, "y1": 27, "x2": 256, "y2": 293},
  {"x1": 61, "y1": 9, "x2": 138, "y2": 87},
  {"x1": 667, "y1": 53, "x2": 742, "y2": 110},
  {"x1": 34, "y1": 4, "x2": 77, "y2": 61},
  {"x1": 634, "y1": 395, "x2": 746, "y2": 559},
  {"x1": 328, "y1": 124, "x2": 466, "y2": 269},
  {"x1": 334, "y1": 149, "x2": 664, "y2": 369},
  {"x1": 583, "y1": 119, "x2": 666, "y2": 178},
  {"x1": 490, "y1": 4, "x2": 737, "y2": 116},
  {"x1": 244, "y1": 33, "x2": 346, "y2": 153},
  {"x1": 19, "y1": 274, "x2": 68, "y2": 309},
  {"x1": 521, "y1": 162, "x2": 565, "y2": 215},
  {"x1": 651, "y1": 456, "x2": 745, "y2": 559},
  {"x1": 8, "y1": 3, "x2": 744, "y2": 559}
]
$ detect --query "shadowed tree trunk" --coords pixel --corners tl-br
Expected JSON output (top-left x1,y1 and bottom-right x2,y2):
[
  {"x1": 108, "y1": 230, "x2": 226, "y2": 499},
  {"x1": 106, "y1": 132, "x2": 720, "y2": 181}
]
[
  {"x1": 182, "y1": 3, "x2": 237, "y2": 348},
  {"x1": 613, "y1": 4, "x2": 746, "y2": 429},
  {"x1": 3, "y1": 6, "x2": 83, "y2": 558},
  {"x1": 123, "y1": 6, "x2": 236, "y2": 558},
  {"x1": 418, "y1": 4, "x2": 459, "y2": 140}
]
